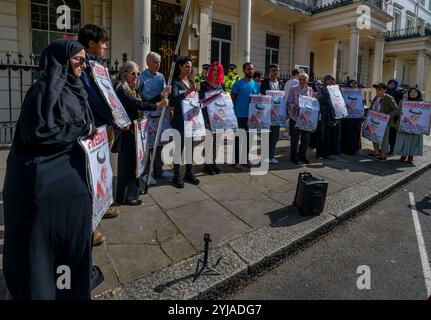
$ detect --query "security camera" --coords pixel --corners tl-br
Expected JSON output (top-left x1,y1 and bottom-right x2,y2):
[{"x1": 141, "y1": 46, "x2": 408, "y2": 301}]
[{"x1": 192, "y1": 24, "x2": 200, "y2": 38}]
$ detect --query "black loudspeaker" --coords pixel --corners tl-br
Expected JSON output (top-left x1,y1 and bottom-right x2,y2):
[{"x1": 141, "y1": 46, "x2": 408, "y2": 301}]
[{"x1": 294, "y1": 172, "x2": 328, "y2": 216}]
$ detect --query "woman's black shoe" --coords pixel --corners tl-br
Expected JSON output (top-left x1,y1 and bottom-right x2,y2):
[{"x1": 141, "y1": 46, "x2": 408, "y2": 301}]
[
  {"x1": 204, "y1": 164, "x2": 215, "y2": 175},
  {"x1": 212, "y1": 164, "x2": 221, "y2": 174},
  {"x1": 124, "y1": 199, "x2": 142, "y2": 206},
  {"x1": 172, "y1": 175, "x2": 185, "y2": 189},
  {"x1": 184, "y1": 172, "x2": 200, "y2": 185}
]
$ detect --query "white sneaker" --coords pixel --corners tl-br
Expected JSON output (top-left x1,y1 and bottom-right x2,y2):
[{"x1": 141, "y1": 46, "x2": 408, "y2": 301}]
[{"x1": 143, "y1": 175, "x2": 157, "y2": 185}]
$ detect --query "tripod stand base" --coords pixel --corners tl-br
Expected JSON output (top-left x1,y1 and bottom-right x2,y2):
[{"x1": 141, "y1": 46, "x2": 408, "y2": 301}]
[{"x1": 193, "y1": 257, "x2": 222, "y2": 282}]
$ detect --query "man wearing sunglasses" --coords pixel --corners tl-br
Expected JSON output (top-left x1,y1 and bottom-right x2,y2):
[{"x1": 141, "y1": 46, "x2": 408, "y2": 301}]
[{"x1": 138, "y1": 52, "x2": 174, "y2": 185}]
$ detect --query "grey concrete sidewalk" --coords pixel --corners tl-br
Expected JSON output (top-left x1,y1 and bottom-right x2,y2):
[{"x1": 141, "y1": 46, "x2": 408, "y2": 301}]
[{"x1": 0, "y1": 136, "x2": 430, "y2": 300}]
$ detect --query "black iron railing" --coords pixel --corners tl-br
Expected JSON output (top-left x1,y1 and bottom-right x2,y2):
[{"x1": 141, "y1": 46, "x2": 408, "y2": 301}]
[
  {"x1": 274, "y1": 0, "x2": 384, "y2": 13},
  {"x1": 385, "y1": 28, "x2": 431, "y2": 41},
  {"x1": 0, "y1": 51, "x2": 127, "y2": 148}
]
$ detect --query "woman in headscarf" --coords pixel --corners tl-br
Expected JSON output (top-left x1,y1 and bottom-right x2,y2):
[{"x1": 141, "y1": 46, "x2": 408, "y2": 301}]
[
  {"x1": 199, "y1": 61, "x2": 225, "y2": 175},
  {"x1": 340, "y1": 79, "x2": 363, "y2": 156},
  {"x1": 315, "y1": 74, "x2": 342, "y2": 160},
  {"x1": 394, "y1": 88, "x2": 424, "y2": 163},
  {"x1": 387, "y1": 79, "x2": 405, "y2": 154},
  {"x1": 114, "y1": 61, "x2": 169, "y2": 205},
  {"x1": 2, "y1": 39, "x2": 103, "y2": 299}
]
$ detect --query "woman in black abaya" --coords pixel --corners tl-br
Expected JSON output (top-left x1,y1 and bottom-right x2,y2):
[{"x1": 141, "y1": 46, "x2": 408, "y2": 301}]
[{"x1": 2, "y1": 39, "x2": 103, "y2": 300}]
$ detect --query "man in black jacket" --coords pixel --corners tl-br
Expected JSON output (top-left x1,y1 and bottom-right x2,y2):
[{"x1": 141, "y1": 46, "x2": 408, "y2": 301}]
[{"x1": 260, "y1": 64, "x2": 284, "y2": 164}]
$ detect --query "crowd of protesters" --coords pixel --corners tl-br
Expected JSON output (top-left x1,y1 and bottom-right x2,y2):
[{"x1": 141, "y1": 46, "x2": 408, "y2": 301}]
[{"x1": 1, "y1": 24, "x2": 428, "y2": 300}]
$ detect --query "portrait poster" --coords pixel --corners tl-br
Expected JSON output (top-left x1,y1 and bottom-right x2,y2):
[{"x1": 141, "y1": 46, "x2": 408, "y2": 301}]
[
  {"x1": 266, "y1": 90, "x2": 287, "y2": 127},
  {"x1": 362, "y1": 111, "x2": 391, "y2": 144},
  {"x1": 134, "y1": 118, "x2": 149, "y2": 178},
  {"x1": 327, "y1": 85, "x2": 348, "y2": 119},
  {"x1": 296, "y1": 95, "x2": 320, "y2": 132},
  {"x1": 399, "y1": 101, "x2": 431, "y2": 135},
  {"x1": 203, "y1": 91, "x2": 239, "y2": 132},
  {"x1": 248, "y1": 95, "x2": 272, "y2": 131},
  {"x1": 181, "y1": 91, "x2": 206, "y2": 138},
  {"x1": 341, "y1": 88, "x2": 365, "y2": 118}
]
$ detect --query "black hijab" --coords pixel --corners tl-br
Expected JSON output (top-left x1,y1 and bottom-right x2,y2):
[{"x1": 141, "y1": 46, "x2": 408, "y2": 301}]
[{"x1": 38, "y1": 38, "x2": 93, "y2": 128}]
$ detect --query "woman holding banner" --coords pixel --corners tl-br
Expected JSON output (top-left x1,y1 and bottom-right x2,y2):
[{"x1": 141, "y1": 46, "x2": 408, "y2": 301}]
[
  {"x1": 394, "y1": 88, "x2": 424, "y2": 163},
  {"x1": 114, "y1": 61, "x2": 170, "y2": 205},
  {"x1": 199, "y1": 61, "x2": 225, "y2": 175},
  {"x1": 2, "y1": 39, "x2": 102, "y2": 299},
  {"x1": 170, "y1": 56, "x2": 201, "y2": 189}
]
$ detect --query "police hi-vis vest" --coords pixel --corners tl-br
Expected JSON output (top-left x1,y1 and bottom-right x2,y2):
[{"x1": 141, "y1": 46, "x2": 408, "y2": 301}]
[{"x1": 224, "y1": 74, "x2": 239, "y2": 93}]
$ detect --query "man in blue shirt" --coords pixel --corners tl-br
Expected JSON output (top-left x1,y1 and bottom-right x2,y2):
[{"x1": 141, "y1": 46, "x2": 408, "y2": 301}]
[
  {"x1": 231, "y1": 62, "x2": 260, "y2": 170},
  {"x1": 138, "y1": 52, "x2": 173, "y2": 185},
  {"x1": 78, "y1": 24, "x2": 120, "y2": 247}
]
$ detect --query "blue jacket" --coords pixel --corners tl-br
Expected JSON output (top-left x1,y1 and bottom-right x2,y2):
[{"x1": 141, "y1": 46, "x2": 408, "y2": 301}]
[{"x1": 81, "y1": 54, "x2": 115, "y2": 127}]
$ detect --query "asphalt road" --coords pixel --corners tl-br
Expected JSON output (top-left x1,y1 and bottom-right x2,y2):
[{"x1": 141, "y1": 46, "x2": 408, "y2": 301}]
[{"x1": 227, "y1": 169, "x2": 431, "y2": 300}]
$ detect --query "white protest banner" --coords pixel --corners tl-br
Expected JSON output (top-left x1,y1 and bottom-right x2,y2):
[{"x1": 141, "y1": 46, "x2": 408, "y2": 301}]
[
  {"x1": 362, "y1": 110, "x2": 391, "y2": 144},
  {"x1": 146, "y1": 110, "x2": 171, "y2": 149},
  {"x1": 399, "y1": 101, "x2": 431, "y2": 135},
  {"x1": 203, "y1": 91, "x2": 239, "y2": 132},
  {"x1": 90, "y1": 61, "x2": 132, "y2": 129},
  {"x1": 266, "y1": 90, "x2": 287, "y2": 127},
  {"x1": 79, "y1": 126, "x2": 113, "y2": 231},
  {"x1": 341, "y1": 88, "x2": 365, "y2": 118},
  {"x1": 135, "y1": 118, "x2": 149, "y2": 178},
  {"x1": 296, "y1": 95, "x2": 320, "y2": 132},
  {"x1": 182, "y1": 91, "x2": 206, "y2": 138},
  {"x1": 327, "y1": 85, "x2": 348, "y2": 119},
  {"x1": 248, "y1": 95, "x2": 272, "y2": 131}
]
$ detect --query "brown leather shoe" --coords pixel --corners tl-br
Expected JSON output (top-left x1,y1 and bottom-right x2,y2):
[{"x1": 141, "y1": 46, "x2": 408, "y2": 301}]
[
  {"x1": 92, "y1": 228, "x2": 106, "y2": 247},
  {"x1": 103, "y1": 207, "x2": 120, "y2": 219}
]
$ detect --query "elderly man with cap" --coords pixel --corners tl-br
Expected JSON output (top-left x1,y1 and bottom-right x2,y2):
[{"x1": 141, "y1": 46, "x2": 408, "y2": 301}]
[
  {"x1": 368, "y1": 82, "x2": 399, "y2": 161},
  {"x1": 224, "y1": 64, "x2": 240, "y2": 94},
  {"x1": 194, "y1": 64, "x2": 210, "y2": 84}
]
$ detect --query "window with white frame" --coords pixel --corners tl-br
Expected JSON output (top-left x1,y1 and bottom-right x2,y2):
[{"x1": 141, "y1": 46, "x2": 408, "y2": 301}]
[
  {"x1": 418, "y1": 19, "x2": 425, "y2": 33},
  {"x1": 211, "y1": 22, "x2": 232, "y2": 74},
  {"x1": 393, "y1": 10, "x2": 401, "y2": 33},
  {"x1": 405, "y1": 14, "x2": 414, "y2": 33},
  {"x1": 30, "y1": 0, "x2": 81, "y2": 57},
  {"x1": 265, "y1": 34, "x2": 280, "y2": 76}
]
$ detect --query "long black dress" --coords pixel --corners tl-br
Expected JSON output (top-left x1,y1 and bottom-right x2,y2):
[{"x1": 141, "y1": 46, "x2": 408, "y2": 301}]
[
  {"x1": 2, "y1": 39, "x2": 100, "y2": 300},
  {"x1": 114, "y1": 84, "x2": 157, "y2": 204}
]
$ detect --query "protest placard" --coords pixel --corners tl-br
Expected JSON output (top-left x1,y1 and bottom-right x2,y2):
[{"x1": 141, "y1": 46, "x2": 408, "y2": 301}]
[
  {"x1": 362, "y1": 111, "x2": 391, "y2": 144},
  {"x1": 90, "y1": 61, "x2": 131, "y2": 129},
  {"x1": 341, "y1": 88, "x2": 365, "y2": 118},
  {"x1": 146, "y1": 110, "x2": 171, "y2": 149},
  {"x1": 296, "y1": 95, "x2": 320, "y2": 132},
  {"x1": 266, "y1": 90, "x2": 287, "y2": 127},
  {"x1": 399, "y1": 101, "x2": 431, "y2": 135},
  {"x1": 79, "y1": 126, "x2": 113, "y2": 231},
  {"x1": 203, "y1": 91, "x2": 238, "y2": 132},
  {"x1": 182, "y1": 91, "x2": 206, "y2": 138},
  {"x1": 135, "y1": 118, "x2": 149, "y2": 178},
  {"x1": 327, "y1": 85, "x2": 348, "y2": 119},
  {"x1": 248, "y1": 95, "x2": 272, "y2": 131}
]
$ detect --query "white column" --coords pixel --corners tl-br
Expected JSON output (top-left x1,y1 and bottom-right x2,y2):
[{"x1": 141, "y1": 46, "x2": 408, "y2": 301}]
[
  {"x1": 393, "y1": 57, "x2": 399, "y2": 79},
  {"x1": 371, "y1": 33, "x2": 385, "y2": 84},
  {"x1": 133, "y1": 0, "x2": 151, "y2": 69},
  {"x1": 425, "y1": 56, "x2": 431, "y2": 101},
  {"x1": 416, "y1": 50, "x2": 426, "y2": 91},
  {"x1": 293, "y1": 31, "x2": 310, "y2": 67},
  {"x1": 348, "y1": 25, "x2": 360, "y2": 81},
  {"x1": 333, "y1": 40, "x2": 339, "y2": 78},
  {"x1": 199, "y1": 0, "x2": 213, "y2": 65},
  {"x1": 237, "y1": 0, "x2": 251, "y2": 75}
]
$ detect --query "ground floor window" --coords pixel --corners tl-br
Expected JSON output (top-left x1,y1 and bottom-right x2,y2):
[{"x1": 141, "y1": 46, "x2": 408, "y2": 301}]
[
  {"x1": 265, "y1": 34, "x2": 280, "y2": 76},
  {"x1": 211, "y1": 22, "x2": 231, "y2": 73}
]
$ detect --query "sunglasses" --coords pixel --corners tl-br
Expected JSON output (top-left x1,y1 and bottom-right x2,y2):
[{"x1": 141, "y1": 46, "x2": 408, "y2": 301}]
[
  {"x1": 71, "y1": 56, "x2": 86, "y2": 65},
  {"x1": 127, "y1": 71, "x2": 141, "y2": 77}
]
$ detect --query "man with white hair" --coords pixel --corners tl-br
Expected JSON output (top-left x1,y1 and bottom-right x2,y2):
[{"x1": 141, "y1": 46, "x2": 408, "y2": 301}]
[{"x1": 138, "y1": 52, "x2": 173, "y2": 184}]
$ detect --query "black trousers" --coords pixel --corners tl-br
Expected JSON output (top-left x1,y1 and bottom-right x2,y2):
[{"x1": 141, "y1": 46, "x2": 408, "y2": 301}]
[
  {"x1": 173, "y1": 131, "x2": 193, "y2": 177},
  {"x1": 235, "y1": 117, "x2": 249, "y2": 164},
  {"x1": 117, "y1": 130, "x2": 139, "y2": 203},
  {"x1": 269, "y1": 125, "x2": 280, "y2": 159},
  {"x1": 289, "y1": 119, "x2": 311, "y2": 160},
  {"x1": 143, "y1": 146, "x2": 164, "y2": 178}
]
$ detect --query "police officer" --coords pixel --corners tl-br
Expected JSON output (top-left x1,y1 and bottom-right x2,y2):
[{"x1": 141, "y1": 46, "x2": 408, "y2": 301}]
[
  {"x1": 224, "y1": 64, "x2": 240, "y2": 94},
  {"x1": 193, "y1": 64, "x2": 210, "y2": 84}
]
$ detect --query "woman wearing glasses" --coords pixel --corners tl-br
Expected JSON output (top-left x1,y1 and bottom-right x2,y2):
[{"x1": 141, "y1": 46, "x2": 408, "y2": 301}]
[
  {"x1": 114, "y1": 61, "x2": 170, "y2": 205},
  {"x1": 2, "y1": 39, "x2": 102, "y2": 299}
]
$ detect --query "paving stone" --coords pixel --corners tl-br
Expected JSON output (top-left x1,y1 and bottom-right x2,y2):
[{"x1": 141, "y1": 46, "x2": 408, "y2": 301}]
[
  {"x1": 108, "y1": 243, "x2": 172, "y2": 284},
  {"x1": 324, "y1": 184, "x2": 378, "y2": 218},
  {"x1": 165, "y1": 199, "x2": 250, "y2": 249},
  {"x1": 160, "y1": 233, "x2": 197, "y2": 263},
  {"x1": 92, "y1": 261, "x2": 120, "y2": 298},
  {"x1": 229, "y1": 171, "x2": 290, "y2": 194},
  {"x1": 150, "y1": 184, "x2": 210, "y2": 211},
  {"x1": 316, "y1": 168, "x2": 370, "y2": 187},
  {"x1": 111, "y1": 193, "x2": 157, "y2": 213},
  {"x1": 262, "y1": 185, "x2": 296, "y2": 206},
  {"x1": 92, "y1": 244, "x2": 112, "y2": 267},
  {"x1": 101, "y1": 205, "x2": 179, "y2": 245},
  {"x1": 104, "y1": 245, "x2": 247, "y2": 300}
]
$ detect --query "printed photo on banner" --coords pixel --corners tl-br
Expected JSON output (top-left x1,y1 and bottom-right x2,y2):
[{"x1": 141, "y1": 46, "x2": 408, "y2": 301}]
[
  {"x1": 90, "y1": 61, "x2": 132, "y2": 129},
  {"x1": 203, "y1": 91, "x2": 239, "y2": 132},
  {"x1": 327, "y1": 85, "x2": 348, "y2": 119},
  {"x1": 296, "y1": 95, "x2": 320, "y2": 132},
  {"x1": 135, "y1": 118, "x2": 149, "y2": 178},
  {"x1": 248, "y1": 95, "x2": 272, "y2": 131},
  {"x1": 146, "y1": 110, "x2": 171, "y2": 149},
  {"x1": 362, "y1": 111, "x2": 391, "y2": 144},
  {"x1": 266, "y1": 90, "x2": 287, "y2": 127},
  {"x1": 182, "y1": 91, "x2": 206, "y2": 138},
  {"x1": 79, "y1": 126, "x2": 113, "y2": 231},
  {"x1": 399, "y1": 101, "x2": 431, "y2": 135},
  {"x1": 341, "y1": 88, "x2": 365, "y2": 118}
]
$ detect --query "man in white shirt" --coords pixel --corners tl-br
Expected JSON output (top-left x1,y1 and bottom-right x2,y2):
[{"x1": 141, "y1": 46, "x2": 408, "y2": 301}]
[{"x1": 281, "y1": 69, "x2": 300, "y2": 140}]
